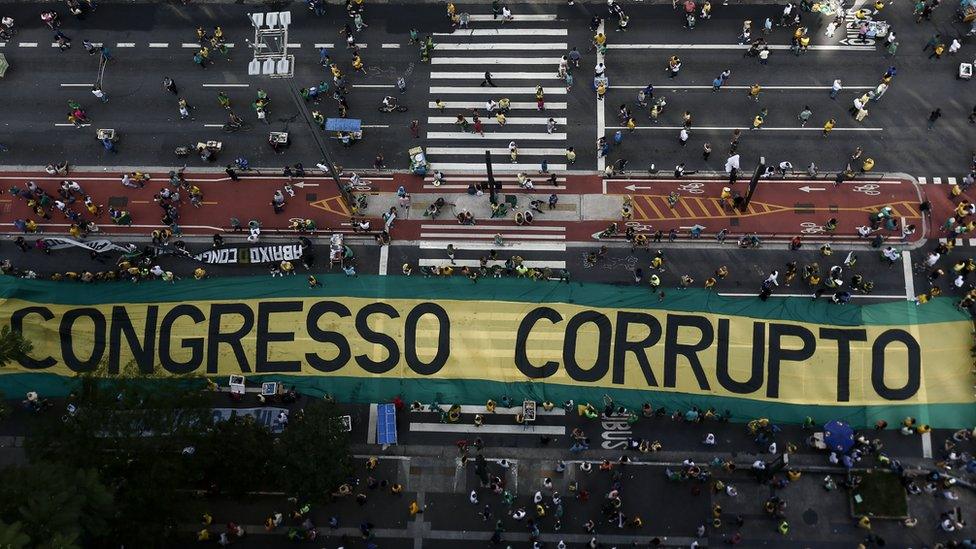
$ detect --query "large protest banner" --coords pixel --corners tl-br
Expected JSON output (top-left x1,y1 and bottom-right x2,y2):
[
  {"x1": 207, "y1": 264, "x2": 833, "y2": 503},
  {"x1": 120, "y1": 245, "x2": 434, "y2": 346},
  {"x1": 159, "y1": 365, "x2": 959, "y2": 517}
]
[{"x1": 0, "y1": 275, "x2": 972, "y2": 428}]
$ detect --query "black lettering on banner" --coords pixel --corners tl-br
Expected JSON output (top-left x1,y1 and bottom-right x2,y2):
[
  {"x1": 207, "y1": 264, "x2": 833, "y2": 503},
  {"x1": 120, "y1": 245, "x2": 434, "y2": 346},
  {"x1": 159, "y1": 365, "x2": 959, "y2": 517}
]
[
  {"x1": 158, "y1": 305, "x2": 205, "y2": 374},
  {"x1": 207, "y1": 303, "x2": 256, "y2": 374},
  {"x1": 766, "y1": 323, "x2": 816, "y2": 398},
  {"x1": 514, "y1": 307, "x2": 563, "y2": 379},
  {"x1": 717, "y1": 320, "x2": 765, "y2": 394},
  {"x1": 819, "y1": 328, "x2": 868, "y2": 402},
  {"x1": 404, "y1": 303, "x2": 450, "y2": 375},
  {"x1": 871, "y1": 329, "x2": 921, "y2": 400},
  {"x1": 60, "y1": 308, "x2": 106, "y2": 373},
  {"x1": 355, "y1": 303, "x2": 401, "y2": 373},
  {"x1": 663, "y1": 315, "x2": 712, "y2": 390},
  {"x1": 255, "y1": 301, "x2": 303, "y2": 373},
  {"x1": 305, "y1": 301, "x2": 352, "y2": 372},
  {"x1": 611, "y1": 311, "x2": 661, "y2": 386},
  {"x1": 563, "y1": 311, "x2": 612, "y2": 383},
  {"x1": 109, "y1": 305, "x2": 158, "y2": 375},
  {"x1": 10, "y1": 307, "x2": 56, "y2": 369}
]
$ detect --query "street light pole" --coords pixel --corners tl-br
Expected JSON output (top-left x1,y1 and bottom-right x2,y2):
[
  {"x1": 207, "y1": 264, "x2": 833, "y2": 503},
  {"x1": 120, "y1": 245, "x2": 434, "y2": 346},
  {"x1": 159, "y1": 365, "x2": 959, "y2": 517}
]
[
  {"x1": 740, "y1": 156, "x2": 765, "y2": 212},
  {"x1": 485, "y1": 150, "x2": 497, "y2": 205},
  {"x1": 245, "y1": 10, "x2": 351, "y2": 211}
]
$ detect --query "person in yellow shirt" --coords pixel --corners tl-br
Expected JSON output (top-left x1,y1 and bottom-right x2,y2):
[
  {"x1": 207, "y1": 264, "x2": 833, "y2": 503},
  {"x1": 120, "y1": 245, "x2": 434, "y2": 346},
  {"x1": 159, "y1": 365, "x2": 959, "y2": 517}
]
[
  {"x1": 194, "y1": 267, "x2": 207, "y2": 280},
  {"x1": 352, "y1": 54, "x2": 366, "y2": 75},
  {"x1": 823, "y1": 118, "x2": 836, "y2": 137},
  {"x1": 593, "y1": 32, "x2": 607, "y2": 49},
  {"x1": 596, "y1": 82, "x2": 606, "y2": 100},
  {"x1": 748, "y1": 84, "x2": 761, "y2": 101}
]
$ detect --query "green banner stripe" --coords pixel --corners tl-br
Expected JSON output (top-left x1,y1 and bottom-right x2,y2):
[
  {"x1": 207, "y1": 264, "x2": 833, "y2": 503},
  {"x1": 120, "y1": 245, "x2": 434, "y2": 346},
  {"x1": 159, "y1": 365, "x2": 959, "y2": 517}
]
[
  {"x1": 2, "y1": 372, "x2": 972, "y2": 430},
  {"x1": 0, "y1": 275, "x2": 966, "y2": 326}
]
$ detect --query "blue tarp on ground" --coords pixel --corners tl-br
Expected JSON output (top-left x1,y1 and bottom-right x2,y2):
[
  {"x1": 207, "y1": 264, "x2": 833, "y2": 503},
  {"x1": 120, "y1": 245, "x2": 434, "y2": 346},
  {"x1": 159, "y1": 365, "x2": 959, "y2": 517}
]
[{"x1": 376, "y1": 403, "x2": 397, "y2": 445}]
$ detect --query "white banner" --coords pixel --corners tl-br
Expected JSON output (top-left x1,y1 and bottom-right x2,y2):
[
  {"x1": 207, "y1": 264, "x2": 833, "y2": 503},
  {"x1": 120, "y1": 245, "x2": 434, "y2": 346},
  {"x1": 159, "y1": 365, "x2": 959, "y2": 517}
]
[{"x1": 38, "y1": 237, "x2": 135, "y2": 254}]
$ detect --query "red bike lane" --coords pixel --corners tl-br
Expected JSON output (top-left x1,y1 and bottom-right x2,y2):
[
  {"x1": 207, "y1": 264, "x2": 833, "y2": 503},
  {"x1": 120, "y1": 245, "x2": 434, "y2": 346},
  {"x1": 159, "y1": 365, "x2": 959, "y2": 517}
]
[
  {"x1": 588, "y1": 175, "x2": 926, "y2": 243},
  {"x1": 0, "y1": 170, "x2": 367, "y2": 236},
  {"x1": 0, "y1": 170, "x2": 926, "y2": 244}
]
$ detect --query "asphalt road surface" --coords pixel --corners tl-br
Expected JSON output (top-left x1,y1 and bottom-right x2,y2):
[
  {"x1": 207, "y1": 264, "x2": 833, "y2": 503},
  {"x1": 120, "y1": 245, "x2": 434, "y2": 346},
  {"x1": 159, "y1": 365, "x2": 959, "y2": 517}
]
[{"x1": 0, "y1": 1, "x2": 973, "y2": 180}]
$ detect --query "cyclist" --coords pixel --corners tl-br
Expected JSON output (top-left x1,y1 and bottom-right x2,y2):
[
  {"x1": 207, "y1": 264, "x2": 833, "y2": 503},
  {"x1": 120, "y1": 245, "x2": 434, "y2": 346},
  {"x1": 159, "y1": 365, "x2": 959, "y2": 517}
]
[
  {"x1": 217, "y1": 91, "x2": 230, "y2": 109},
  {"x1": 382, "y1": 96, "x2": 397, "y2": 110}
]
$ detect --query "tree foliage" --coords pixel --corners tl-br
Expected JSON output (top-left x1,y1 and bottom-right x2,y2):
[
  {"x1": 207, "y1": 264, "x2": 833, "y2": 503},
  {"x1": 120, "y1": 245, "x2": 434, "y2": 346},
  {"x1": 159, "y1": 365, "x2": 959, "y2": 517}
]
[
  {"x1": 275, "y1": 399, "x2": 353, "y2": 503},
  {"x1": 0, "y1": 462, "x2": 113, "y2": 548},
  {"x1": 0, "y1": 324, "x2": 32, "y2": 367},
  {"x1": 16, "y1": 370, "x2": 355, "y2": 544},
  {"x1": 24, "y1": 374, "x2": 212, "y2": 547},
  {"x1": 195, "y1": 414, "x2": 276, "y2": 496}
]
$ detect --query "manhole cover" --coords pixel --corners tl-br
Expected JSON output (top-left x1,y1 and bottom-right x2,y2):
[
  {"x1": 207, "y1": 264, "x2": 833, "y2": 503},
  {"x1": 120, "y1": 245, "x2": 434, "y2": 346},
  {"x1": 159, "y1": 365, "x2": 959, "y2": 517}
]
[
  {"x1": 107, "y1": 196, "x2": 128, "y2": 208},
  {"x1": 802, "y1": 508, "x2": 818, "y2": 525}
]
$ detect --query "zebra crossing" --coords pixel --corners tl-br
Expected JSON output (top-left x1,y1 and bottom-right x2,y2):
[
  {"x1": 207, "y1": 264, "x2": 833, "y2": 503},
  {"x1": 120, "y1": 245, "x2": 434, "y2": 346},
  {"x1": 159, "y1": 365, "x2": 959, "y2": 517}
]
[
  {"x1": 407, "y1": 404, "x2": 567, "y2": 437},
  {"x1": 918, "y1": 176, "x2": 959, "y2": 185},
  {"x1": 426, "y1": 13, "x2": 570, "y2": 173},
  {"x1": 419, "y1": 173, "x2": 569, "y2": 191},
  {"x1": 418, "y1": 221, "x2": 568, "y2": 270}
]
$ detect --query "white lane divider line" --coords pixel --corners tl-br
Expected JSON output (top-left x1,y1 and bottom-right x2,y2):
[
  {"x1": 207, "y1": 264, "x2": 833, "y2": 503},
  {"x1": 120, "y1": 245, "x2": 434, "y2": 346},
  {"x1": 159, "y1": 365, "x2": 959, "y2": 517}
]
[
  {"x1": 116, "y1": 42, "x2": 136, "y2": 48},
  {"x1": 19, "y1": 42, "x2": 38, "y2": 48},
  {"x1": 381, "y1": 43, "x2": 400, "y2": 48},
  {"x1": 149, "y1": 42, "x2": 170, "y2": 48}
]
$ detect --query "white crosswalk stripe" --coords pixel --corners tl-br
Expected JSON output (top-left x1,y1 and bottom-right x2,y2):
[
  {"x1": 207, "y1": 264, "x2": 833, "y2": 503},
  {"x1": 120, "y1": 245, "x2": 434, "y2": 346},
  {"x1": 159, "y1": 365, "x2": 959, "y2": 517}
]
[
  {"x1": 420, "y1": 223, "x2": 568, "y2": 267},
  {"x1": 433, "y1": 57, "x2": 562, "y2": 65},
  {"x1": 427, "y1": 116, "x2": 567, "y2": 125},
  {"x1": 426, "y1": 13, "x2": 570, "y2": 175},
  {"x1": 428, "y1": 101, "x2": 567, "y2": 110}
]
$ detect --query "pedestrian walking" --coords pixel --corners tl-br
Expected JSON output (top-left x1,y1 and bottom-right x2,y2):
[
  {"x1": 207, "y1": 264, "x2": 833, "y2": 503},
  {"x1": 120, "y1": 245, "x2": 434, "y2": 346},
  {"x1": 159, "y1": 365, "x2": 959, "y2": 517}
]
[
  {"x1": 873, "y1": 82, "x2": 888, "y2": 101},
  {"x1": 83, "y1": 39, "x2": 97, "y2": 55},
  {"x1": 886, "y1": 40, "x2": 898, "y2": 56},
  {"x1": 823, "y1": 118, "x2": 835, "y2": 137},
  {"x1": 91, "y1": 86, "x2": 107, "y2": 103},
  {"x1": 410, "y1": 119, "x2": 420, "y2": 138},
  {"x1": 928, "y1": 108, "x2": 942, "y2": 130},
  {"x1": 163, "y1": 76, "x2": 178, "y2": 94},
  {"x1": 830, "y1": 78, "x2": 842, "y2": 99},
  {"x1": 679, "y1": 128, "x2": 689, "y2": 146},
  {"x1": 949, "y1": 38, "x2": 962, "y2": 54},
  {"x1": 480, "y1": 71, "x2": 497, "y2": 87},
  {"x1": 752, "y1": 108, "x2": 767, "y2": 130},
  {"x1": 798, "y1": 106, "x2": 812, "y2": 126},
  {"x1": 928, "y1": 41, "x2": 945, "y2": 59},
  {"x1": 923, "y1": 33, "x2": 941, "y2": 51},
  {"x1": 703, "y1": 142, "x2": 712, "y2": 160},
  {"x1": 509, "y1": 140, "x2": 518, "y2": 163},
  {"x1": 748, "y1": 83, "x2": 761, "y2": 101},
  {"x1": 667, "y1": 55, "x2": 681, "y2": 78},
  {"x1": 566, "y1": 147, "x2": 576, "y2": 164}
]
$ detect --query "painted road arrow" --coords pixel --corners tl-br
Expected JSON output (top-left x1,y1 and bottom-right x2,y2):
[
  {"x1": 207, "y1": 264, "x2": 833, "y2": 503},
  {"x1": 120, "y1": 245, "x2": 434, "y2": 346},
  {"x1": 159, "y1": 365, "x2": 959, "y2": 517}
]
[
  {"x1": 624, "y1": 184, "x2": 654, "y2": 191},
  {"x1": 292, "y1": 182, "x2": 320, "y2": 188},
  {"x1": 799, "y1": 186, "x2": 826, "y2": 192}
]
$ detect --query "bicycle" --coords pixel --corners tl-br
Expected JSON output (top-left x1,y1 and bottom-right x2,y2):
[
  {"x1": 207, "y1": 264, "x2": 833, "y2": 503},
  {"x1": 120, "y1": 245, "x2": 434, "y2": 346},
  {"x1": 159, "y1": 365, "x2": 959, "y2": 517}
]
[{"x1": 223, "y1": 120, "x2": 252, "y2": 133}]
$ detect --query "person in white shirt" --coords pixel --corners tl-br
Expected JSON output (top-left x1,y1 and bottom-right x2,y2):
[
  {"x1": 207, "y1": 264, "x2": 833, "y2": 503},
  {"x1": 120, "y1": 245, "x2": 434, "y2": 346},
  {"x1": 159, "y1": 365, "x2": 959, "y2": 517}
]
[{"x1": 765, "y1": 270, "x2": 779, "y2": 286}]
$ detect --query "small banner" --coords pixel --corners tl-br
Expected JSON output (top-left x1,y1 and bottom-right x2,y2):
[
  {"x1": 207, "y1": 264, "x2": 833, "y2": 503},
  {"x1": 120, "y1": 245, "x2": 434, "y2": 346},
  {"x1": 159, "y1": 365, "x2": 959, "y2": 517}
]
[
  {"x1": 37, "y1": 237, "x2": 135, "y2": 254},
  {"x1": 193, "y1": 244, "x2": 304, "y2": 265}
]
